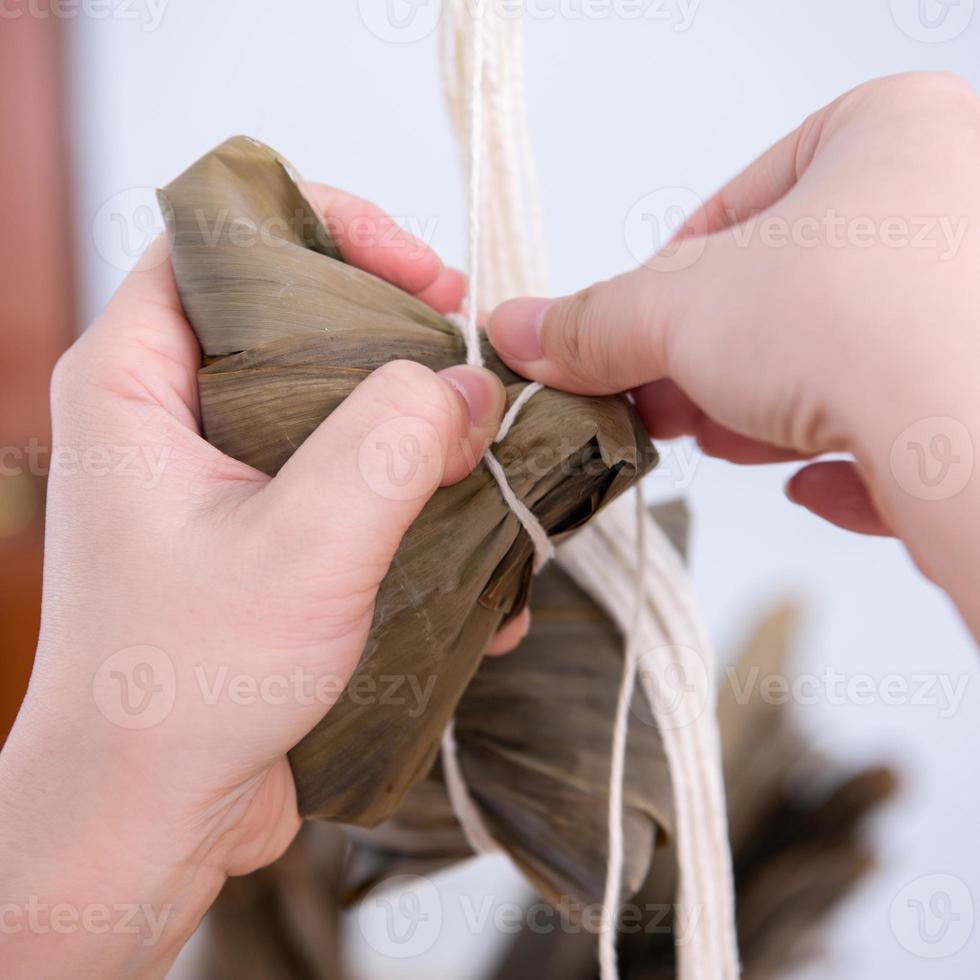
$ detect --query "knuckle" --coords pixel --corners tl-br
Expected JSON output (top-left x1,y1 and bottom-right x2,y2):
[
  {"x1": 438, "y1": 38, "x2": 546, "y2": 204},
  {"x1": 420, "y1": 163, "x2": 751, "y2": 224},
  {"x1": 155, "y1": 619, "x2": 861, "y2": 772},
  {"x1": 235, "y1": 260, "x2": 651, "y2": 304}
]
[
  {"x1": 368, "y1": 359, "x2": 458, "y2": 435},
  {"x1": 544, "y1": 286, "x2": 612, "y2": 385},
  {"x1": 859, "y1": 71, "x2": 976, "y2": 114},
  {"x1": 49, "y1": 344, "x2": 85, "y2": 415},
  {"x1": 896, "y1": 70, "x2": 974, "y2": 99}
]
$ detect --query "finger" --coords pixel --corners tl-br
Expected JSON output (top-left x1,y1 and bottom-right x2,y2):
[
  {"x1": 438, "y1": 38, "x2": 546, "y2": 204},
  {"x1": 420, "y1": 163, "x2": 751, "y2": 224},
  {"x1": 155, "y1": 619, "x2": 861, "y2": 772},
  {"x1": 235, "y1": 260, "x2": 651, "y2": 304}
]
[
  {"x1": 632, "y1": 379, "x2": 702, "y2": 439},
  {"x1": 414, "y1": 266, "x2": 468, "y2": 315},
  {"x1": 486, "y1": 227, "x2": 728, "y2": 396},
  {"x1": 786, "y1": 460, "x2": 893, "y2": 537},
  {"x1": 485, "y1": 608, "x2": 531, "y2": 656},
  {"x1": 66, "y1": 236, "x2": 202, "y2": 426},
  {"x1": 257, "y1": 360, "x2": 506, "y2": 571},
  {"x1": 680, "y1": 83, "x2": 872, "y2": 239},
  {"x1": 696, "y1": 421, "x2": 813, "y2": 465},
  {"x1": 302, "y1": 182, "x2": 453, "y2": 303},
  {"x1": 634, "y1": 381, "x2": 811, "y2": 465},
  {"x1": 679, "y1": 101, "x2": 833, "y2": 238}
]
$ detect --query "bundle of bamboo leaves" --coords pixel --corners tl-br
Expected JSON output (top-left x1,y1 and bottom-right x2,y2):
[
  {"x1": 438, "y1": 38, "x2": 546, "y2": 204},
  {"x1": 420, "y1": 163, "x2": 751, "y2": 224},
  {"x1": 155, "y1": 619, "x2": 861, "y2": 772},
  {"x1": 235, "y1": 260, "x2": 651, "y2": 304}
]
[{"x1": 159, "y1": 136, "x2": 669, "y2": 904}]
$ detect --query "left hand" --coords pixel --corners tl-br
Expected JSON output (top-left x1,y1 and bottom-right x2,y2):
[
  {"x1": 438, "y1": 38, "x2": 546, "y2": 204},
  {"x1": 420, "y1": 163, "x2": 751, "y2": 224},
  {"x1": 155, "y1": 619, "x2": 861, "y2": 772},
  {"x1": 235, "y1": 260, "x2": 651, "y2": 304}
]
[{"x1": 0, "y1": 185, "x2": 522, "y2": 978}]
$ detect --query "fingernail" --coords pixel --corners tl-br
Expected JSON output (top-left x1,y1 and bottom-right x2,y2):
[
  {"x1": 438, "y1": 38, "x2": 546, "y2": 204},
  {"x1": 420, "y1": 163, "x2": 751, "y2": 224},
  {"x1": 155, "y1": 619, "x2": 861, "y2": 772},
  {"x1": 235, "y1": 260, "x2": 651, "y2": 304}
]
[
  {"x1": 487, "y1": 297, "x2": 552, "y2": 362},
  {"x1": 439, "y1": 365, "x2": 506, "y2": 429}
]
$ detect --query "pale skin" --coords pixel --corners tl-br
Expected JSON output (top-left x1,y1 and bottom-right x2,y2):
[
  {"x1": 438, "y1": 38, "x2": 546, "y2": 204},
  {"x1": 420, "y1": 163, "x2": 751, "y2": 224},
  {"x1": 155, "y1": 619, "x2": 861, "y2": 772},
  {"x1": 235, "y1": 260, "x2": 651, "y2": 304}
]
[
  {"x1": 2, "y1": 70, "x2": 979, "y2": 975},
  {"x1": 489, "y1": 72, "x2": 980, "y2": 634}
]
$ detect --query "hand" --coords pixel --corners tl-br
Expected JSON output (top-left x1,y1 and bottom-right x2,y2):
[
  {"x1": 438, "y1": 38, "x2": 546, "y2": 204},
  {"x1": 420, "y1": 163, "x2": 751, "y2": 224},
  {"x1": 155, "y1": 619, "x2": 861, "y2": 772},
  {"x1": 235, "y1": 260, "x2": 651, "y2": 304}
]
[
  {"x1": 488, "y1": 72, "x2": 980, "y2": 636},
  {"x1": 0, "y1": 186, "x2": 518, "y2": 977}
]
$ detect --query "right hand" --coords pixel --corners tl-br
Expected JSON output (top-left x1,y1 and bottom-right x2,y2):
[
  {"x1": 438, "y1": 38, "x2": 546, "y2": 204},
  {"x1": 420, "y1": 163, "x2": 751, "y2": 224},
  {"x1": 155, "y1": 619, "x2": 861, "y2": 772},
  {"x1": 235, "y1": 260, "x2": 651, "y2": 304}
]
[{"x1": 488, "y1": 72, "x2": 980, "y2": 635}]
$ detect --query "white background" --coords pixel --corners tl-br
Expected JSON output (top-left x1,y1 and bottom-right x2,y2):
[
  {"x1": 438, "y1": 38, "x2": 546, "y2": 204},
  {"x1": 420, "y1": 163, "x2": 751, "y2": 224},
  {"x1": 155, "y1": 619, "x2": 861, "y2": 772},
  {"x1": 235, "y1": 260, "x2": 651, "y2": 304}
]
[{"x1": 69, "y1": 1, "x2": 980, "y2": 977}]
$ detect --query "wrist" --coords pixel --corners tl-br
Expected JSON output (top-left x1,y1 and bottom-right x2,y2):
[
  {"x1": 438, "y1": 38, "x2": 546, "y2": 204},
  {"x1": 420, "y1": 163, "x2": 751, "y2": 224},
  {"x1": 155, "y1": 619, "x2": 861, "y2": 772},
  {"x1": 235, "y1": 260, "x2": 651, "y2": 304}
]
[{"x1": 0, "y1": 702, "x2": 225, "y2": 978}]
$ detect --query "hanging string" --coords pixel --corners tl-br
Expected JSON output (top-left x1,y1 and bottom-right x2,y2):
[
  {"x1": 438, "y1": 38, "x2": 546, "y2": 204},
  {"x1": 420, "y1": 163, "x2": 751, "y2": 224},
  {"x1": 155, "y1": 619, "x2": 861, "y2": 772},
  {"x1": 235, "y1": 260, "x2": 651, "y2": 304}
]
[
  {"x1": 438, "y1": 4, "x2": 739, "y2": 979},
  {"x1": 598, "y1": 489, "x2": 649, "y2": 978},
  {"x1": 558, "y1": 496, "x2": 741, "y2": 980}
]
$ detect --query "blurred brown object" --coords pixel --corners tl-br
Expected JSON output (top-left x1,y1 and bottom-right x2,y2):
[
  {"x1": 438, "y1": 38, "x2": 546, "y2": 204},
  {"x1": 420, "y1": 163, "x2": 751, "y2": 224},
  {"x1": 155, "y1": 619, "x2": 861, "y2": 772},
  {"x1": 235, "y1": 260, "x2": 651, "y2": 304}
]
[
  {"x1": 199, "y1": 603, "x2": 897, "y2": 980},
  {"x1": 605, "y1": 606, "x2": 898, "y2": 980},
  {"x1": 0, "y1": 6, "x2": 76, "y2": 740},
  {"x1": 204, "y1": 825, "x2": 350, "y2": 980}
]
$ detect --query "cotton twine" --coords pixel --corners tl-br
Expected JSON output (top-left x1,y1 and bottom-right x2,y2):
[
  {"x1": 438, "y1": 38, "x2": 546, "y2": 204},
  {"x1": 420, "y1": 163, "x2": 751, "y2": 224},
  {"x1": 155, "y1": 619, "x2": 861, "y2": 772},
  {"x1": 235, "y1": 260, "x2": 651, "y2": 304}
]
[{"x1": 437, "y1": 5, "x2": 740, "y2": 979}]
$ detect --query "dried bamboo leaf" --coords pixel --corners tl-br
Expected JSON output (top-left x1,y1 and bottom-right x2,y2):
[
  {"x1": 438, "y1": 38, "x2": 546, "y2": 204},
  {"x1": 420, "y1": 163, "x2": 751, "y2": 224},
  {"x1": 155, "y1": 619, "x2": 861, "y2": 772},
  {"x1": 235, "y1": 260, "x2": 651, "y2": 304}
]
[{"x1": 350, "y1": 503, "x2": 683, "y2": 908}]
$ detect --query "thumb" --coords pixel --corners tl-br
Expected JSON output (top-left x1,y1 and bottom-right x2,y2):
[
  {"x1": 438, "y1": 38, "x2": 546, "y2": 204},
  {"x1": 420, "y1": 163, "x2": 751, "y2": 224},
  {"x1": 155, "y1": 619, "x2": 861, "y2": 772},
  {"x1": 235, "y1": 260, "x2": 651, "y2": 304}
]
[
  {"x1": 485, "y1": 95, "x2": 831, "y2": 397},
  {"x1": 254, "y1": 359, "x2": 506, "y2": 577},
  {"x1": 486, "y1": 236, "x2": 716, "y2": 396}
]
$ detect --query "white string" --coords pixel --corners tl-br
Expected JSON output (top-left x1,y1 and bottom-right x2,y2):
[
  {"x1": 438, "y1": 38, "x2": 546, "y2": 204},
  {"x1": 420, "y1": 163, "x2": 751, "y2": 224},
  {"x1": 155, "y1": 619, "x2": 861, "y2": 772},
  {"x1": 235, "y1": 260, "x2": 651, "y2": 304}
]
[
  {"x1": 495, "y1": 380, "x2": 544, "y2": 441},
  {"x1": 438, "y1": 5, "x2": 739, "y2": 979},
  {"x1": 558, "y1": 497, "x2": 741, "y2": 980},
  {"x1": 437, "y1": 5, "x2": 554, "y2": 857},
  {"x1": 598, "y1": 488, "x2": 648, "y2": 978},
  {"x1": 440, "y1": 721, "x2": 500, "y2": 855},
  {"x1": 461, "y1": 6, "x2": 485, "y2": 362}
]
